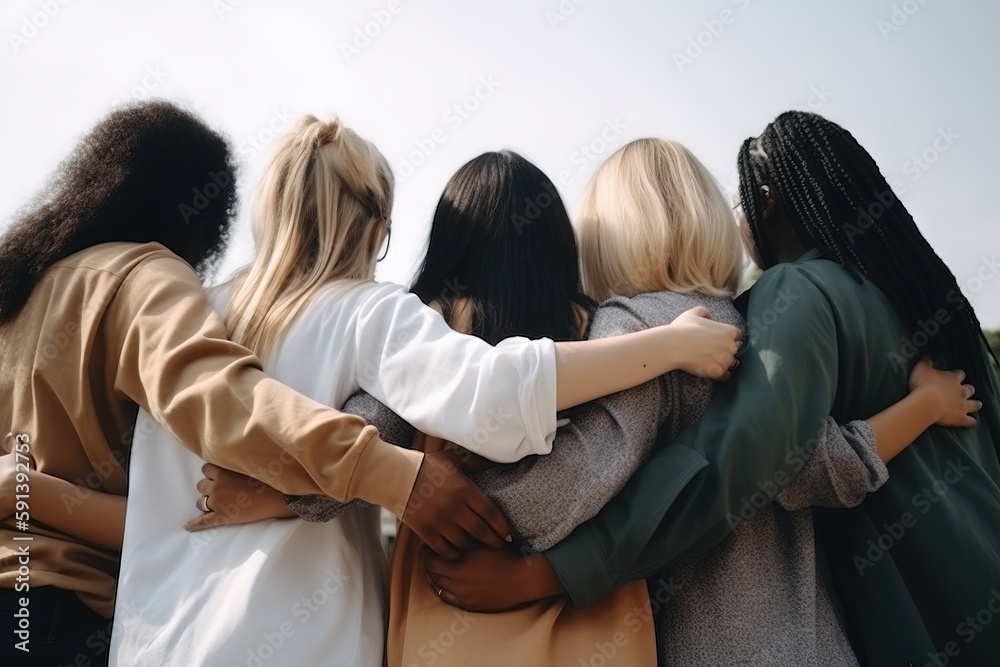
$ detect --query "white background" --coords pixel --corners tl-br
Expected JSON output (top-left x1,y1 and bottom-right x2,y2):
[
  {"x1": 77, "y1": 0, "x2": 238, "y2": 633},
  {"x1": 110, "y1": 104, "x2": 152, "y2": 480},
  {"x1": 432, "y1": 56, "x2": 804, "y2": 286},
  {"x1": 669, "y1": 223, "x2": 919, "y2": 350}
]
[{"x1": 3, "y1": 0, "x2": 998, "y2": 325}]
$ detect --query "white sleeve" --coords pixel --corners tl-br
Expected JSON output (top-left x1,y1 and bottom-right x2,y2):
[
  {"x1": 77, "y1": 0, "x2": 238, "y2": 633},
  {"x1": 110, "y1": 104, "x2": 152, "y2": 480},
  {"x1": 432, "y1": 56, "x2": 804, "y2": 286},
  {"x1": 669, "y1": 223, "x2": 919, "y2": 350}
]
[{"x1": 349, "y1": 284, "x2": 558, "y2": 462}]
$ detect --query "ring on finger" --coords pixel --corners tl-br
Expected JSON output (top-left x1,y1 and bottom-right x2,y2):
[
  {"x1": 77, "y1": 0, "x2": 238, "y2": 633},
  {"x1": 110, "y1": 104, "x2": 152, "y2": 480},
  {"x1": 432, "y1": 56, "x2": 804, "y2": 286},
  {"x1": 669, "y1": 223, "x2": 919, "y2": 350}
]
[{"x1": 196, "y1": 495, "x2": 211, "y2": 513}]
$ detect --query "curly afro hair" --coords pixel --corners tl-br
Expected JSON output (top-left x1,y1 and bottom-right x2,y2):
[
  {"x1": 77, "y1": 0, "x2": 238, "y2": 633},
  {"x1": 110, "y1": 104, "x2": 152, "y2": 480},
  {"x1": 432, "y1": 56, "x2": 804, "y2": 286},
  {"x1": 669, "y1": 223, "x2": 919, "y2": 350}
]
[{"x1": 0, "y1": 99, "x2": 238, "y2": 323}]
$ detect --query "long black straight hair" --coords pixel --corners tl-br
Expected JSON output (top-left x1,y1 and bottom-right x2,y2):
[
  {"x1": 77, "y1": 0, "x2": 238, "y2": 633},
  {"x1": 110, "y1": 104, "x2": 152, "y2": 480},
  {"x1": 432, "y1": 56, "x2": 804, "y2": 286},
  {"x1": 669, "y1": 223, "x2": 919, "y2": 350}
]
[
  {"x1": 737, "y1": 110, "x2": 997, "y2": 391},
  {"x1": 0, "y1": 100, "x2": 237, "y2": 324},
  {"x1": 411, "y1": 150, "x2": 594, "y2": 345}
]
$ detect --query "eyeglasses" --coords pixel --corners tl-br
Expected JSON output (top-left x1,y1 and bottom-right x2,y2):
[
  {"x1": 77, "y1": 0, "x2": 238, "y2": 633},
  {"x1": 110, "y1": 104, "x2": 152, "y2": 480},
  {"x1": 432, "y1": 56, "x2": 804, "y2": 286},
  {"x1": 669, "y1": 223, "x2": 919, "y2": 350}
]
[{"x1": 377, "y1": 221, "x2": 392, "y2": 262}]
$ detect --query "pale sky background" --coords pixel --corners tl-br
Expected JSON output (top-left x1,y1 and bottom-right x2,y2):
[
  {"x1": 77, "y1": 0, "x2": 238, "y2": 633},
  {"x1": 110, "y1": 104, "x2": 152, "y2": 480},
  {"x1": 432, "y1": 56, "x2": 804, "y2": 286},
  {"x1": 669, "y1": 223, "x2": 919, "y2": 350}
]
[{"x1": 3, "y1": 0, "x2": 999, "y2": 325}]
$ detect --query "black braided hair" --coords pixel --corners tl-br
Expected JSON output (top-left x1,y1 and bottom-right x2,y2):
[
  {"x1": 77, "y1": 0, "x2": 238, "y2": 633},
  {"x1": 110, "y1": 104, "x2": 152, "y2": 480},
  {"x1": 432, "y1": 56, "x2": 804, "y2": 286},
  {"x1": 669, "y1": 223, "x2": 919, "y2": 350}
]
[{"x1": 737, "y1": 110, "x2": 998, "y2": 391}]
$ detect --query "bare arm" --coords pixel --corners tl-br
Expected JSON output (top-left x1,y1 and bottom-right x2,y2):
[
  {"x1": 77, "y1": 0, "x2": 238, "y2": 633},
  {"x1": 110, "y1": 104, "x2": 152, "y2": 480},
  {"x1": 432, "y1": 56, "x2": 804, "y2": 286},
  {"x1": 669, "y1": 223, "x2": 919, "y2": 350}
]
[
  {"x1": 25, "y1": 471, "x2": 126, "y2": 551},
  {"x1": 0, "y1": 434, "x2": 125, "y2": 551},
  {"x1": 553, "y1": 306, "x2": 740, "y2": 410},
  {"x1": 867, "y1": 359, "x2": 979, "y2": 463}
]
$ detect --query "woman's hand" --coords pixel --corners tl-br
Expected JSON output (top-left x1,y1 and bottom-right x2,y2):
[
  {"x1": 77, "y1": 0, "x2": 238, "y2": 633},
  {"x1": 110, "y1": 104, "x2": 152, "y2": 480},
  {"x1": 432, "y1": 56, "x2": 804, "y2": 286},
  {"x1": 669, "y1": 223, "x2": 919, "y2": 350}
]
[
  {"x1": 908, "y1": 358, "x2": 981, "y2": 428},
  {"x1": 422, "y1": 545, "x2": 565, "y2": 612},
  {"x1": 184, "y1": 463, "x2": 297, "y2": 532},
  {"x1": 669, "y1": 307, "x2": 743, "y2": 381},
  {"x1": 0, "y1": 433, "x2": 32, "y2": 521},
  {"x1": 401, "y1": 450, "x2": 513, "y2": 560}
]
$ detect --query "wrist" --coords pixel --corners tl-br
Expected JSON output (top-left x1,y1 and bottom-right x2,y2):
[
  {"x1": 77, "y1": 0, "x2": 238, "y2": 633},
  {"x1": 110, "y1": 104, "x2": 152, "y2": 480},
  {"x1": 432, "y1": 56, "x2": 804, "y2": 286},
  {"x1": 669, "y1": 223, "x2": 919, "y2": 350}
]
[
  {"x1": 910, "y1": 386, "x2": 944, "y2": 425},
  {"x1": 527, "y1": 553, "x2": 564, "y2": 599},
  {"x1": 657, "y1": 324, "x2": 684, "y2": 373}
]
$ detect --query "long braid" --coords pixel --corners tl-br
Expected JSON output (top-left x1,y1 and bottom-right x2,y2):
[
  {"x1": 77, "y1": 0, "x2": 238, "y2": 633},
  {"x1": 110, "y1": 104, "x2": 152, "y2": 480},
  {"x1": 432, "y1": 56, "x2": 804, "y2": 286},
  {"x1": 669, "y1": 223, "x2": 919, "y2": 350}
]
[
  {"x1": 737, "y1": 110, "x2": 998, "y2": 393},
  {"x1": 738, "y1": 138, "x2": 774, "y2": 267}
]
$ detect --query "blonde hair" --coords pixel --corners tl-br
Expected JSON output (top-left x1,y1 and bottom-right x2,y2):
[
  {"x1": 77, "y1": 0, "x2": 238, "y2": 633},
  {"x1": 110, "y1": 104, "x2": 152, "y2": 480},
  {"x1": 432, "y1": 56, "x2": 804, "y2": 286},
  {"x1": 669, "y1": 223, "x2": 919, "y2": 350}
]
[
  {"x1": 225, "y1": 115, "x2": 393, "y2": 360},
  {"x1": 578, "y1": 138, "x2": 743, "y2": 303}
]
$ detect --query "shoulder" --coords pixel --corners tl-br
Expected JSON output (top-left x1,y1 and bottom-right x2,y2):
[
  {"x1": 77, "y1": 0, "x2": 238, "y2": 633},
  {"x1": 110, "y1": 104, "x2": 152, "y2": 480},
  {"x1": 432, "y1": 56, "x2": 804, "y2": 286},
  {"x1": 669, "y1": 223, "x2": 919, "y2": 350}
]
[
  {"x1": 747, "y1": 259, "x2": 847, "y2": 319},
  {"x1": 303, "y1": 280, "x2": 439, "y2": 335},
  {"x1": 591, "y1": 291, "x2": 744, "y2": 339},
  {"x1": 743, "y1": 258, "x2": 861, "y2": 345},
  {"x1": 304, "y1": 279, "x2": 409, "y2": 315},
  {"x1": 753, "y1": 255, "x2": 861, "y2": 302},
  {"x1": 56, "y1": 242, "x2": 189, "y2": 279}
]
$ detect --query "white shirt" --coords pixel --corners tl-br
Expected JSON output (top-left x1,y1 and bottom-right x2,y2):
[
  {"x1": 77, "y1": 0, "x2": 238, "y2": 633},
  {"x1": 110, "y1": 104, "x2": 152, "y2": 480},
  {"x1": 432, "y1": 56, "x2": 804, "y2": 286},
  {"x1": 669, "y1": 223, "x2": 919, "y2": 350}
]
[{"x1": 109, "y1": 280, "x2": 557, "y2": 666}]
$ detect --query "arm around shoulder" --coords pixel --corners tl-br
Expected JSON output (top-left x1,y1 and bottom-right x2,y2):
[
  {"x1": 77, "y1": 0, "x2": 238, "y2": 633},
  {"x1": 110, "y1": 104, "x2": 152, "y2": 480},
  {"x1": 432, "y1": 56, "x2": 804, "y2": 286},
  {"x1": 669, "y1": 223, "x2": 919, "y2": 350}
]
[
  {"x1": 106, "y1": 254, "x2": 423, "y2": 514},
  {"x1": 546, "y1": 265, "x2": 843, "y2": 607}
]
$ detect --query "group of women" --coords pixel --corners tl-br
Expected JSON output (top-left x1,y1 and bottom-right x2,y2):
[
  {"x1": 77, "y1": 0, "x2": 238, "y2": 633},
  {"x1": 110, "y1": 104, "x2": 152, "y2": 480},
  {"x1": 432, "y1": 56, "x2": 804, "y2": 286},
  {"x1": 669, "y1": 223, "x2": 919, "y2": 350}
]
[{"x1": 1, "y1": 99, "x2": 998, "y2": 667}]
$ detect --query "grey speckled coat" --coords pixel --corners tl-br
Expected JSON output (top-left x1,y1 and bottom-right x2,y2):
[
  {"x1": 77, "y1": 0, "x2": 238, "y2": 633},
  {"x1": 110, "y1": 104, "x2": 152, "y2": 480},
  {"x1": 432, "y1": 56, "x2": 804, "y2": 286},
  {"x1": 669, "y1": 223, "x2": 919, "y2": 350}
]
[{"x1": 289, "y1": 290, "x2": 889, "y2": 667}]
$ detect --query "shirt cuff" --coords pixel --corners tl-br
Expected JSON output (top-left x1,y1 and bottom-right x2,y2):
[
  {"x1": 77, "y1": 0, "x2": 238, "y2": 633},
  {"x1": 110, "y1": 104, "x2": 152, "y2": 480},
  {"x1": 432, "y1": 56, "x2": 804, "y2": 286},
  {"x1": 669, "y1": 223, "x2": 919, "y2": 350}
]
[
  {"x1": 348, "y1": 433, "x2": 424, "y2": 518},
  {"x1": 545, "y1": 528, "x2": 617, "y2": 609}
]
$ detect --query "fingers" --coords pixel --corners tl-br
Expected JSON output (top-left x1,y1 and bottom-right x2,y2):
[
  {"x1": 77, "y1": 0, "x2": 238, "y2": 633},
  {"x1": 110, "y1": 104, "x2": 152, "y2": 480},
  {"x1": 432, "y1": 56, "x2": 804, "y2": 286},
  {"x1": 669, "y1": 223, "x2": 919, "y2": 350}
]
[
  {"x1": 963, "y1": 399, "x2": 983, "y2": 419},
  {"x1": 201, "y1": 462, "x2": 219, "y2": 480},
  {"x1": 422, "y1": 548, "x2": 458, "y2": 584},
  {"x1": 424, "y1": 533, "x2": 462, "y2": 560},
  {"x1": 963, "y1": 384, "x2": 976, "y2": 399},
  {"x1": 184, "y1": 510, "x2": 230, "y2": 532},
  {"x1": 196, "y1": 478, "x2": 211, "y2": 495},
  {"x1": 456, "y1": 504, "x2": 505, "y2": 550},
  {"x1": 465, "y1": 490, "x2": 512, "y2": 547},
  {"x1": 682, "y1": 306, "x2": 711, "y2": 319},
  {"x1": 438, "y1": 588, "x2": 463, "y2": 608}
]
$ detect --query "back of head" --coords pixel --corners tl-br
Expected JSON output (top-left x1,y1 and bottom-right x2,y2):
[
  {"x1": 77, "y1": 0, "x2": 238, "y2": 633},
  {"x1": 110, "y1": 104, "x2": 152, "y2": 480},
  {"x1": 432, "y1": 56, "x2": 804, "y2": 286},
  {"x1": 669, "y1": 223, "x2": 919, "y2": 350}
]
[
  {"x1": 578, "y1": 137, "x2": 744, "y2": 303},
  {"x1": 0, "y1": 100, "x2": 237, "y2": 323},
  {"x1": 411, "y1": 150, "x2": 592, "y2": 344},
  {"x1": 225, "y1": 115, "x2": 394, "y2": 360},
  {"x1": 737, "y1": 110, "x2": 997, "y2": 390}
]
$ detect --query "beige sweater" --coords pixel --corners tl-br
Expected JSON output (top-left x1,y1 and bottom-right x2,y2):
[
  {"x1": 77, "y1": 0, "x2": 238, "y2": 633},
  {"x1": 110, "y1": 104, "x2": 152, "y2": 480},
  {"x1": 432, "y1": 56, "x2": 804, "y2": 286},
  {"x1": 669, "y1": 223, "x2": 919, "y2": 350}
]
[{"x1": 0, "y1": 242, "x2": 422, "y2": 617}]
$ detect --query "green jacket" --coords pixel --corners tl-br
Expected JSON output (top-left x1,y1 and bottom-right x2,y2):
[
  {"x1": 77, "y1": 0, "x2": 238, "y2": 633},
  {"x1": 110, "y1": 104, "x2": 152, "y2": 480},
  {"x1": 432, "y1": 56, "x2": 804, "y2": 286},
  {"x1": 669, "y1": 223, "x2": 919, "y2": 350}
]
[{"x1": 545, "y1": 250, "x2": 1000, "y2": 666}]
